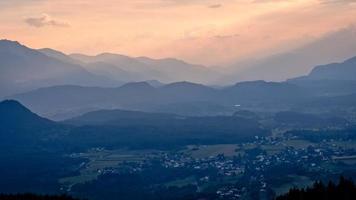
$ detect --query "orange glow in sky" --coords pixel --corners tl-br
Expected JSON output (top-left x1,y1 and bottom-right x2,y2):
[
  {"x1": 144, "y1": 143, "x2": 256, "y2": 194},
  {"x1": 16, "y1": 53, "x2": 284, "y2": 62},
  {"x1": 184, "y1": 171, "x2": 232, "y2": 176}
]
[{"x1": 1, "y1": 0, "x2": 356, "y2": 65}]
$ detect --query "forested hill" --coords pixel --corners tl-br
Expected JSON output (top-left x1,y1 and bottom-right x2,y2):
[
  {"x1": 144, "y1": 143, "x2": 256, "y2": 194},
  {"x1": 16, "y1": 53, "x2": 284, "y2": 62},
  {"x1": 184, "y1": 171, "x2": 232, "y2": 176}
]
[
  {"x1": 276, "y1": 177, "x2": 356, "y2": 200},
  {"x1": 0, "y1": 194, "x2": 80, "y2": 200}
]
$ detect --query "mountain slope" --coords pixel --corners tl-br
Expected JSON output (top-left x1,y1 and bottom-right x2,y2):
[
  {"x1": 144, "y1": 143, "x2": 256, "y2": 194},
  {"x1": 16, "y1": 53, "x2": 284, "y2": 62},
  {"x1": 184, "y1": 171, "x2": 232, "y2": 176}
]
[
  {"x1": 0, "y1": 40, "x2": 118, "y2": 97},
  {"x1": 222, "y1": 80, "x2": 308, "y2": 105},
  {"x1": 228, "y1": 27, "x2": 356, "y2": 82},
  {"x1": 38, "y1": 48, "x2": 82, "y2": 65},
  {"x1": 11, "y1": 85, "x2": 117, "y2": 120},
  {"x1": 294, "y1": 56, "x2": 356, "y2": 81},
  {"x1": 84, "y1": 62, "x2": 143, "y2": 82},
  {"x1": 11, "y1": 79, "x2": 309, "y2": 120},
  {"x1": 0, "y1": 100, "x2": 54, "y2": 130},
  {"x1": 63, "y1": 108, "x2": 266, "y2": 148},
  {"x1": 136, "y1": 57, "x2": 220, "y2": 83},
  {"x1": 71, "y1": 53, "x2": 219, "y2": 84},
  {"x1": 160, "y1": 81, "x2": 217, "y2": 102},
  {"x1": 0, "y1": 100, "x2": 61, "y2": 150},
  {"x1": 70, "y1": 53, "x2": 162, "y2": 78},
  {"x1": 65, "y1": 109, "x2": 180, "y2": 126},
  {"x1": 0, "y1": 100, "x2": 84, "y2": 194}
]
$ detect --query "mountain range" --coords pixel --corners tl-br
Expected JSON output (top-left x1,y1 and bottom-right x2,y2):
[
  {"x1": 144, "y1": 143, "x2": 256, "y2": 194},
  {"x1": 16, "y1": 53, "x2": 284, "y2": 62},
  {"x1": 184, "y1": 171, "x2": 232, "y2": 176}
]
[
  {"x1": 9, "y1": 51, "x2": 356, "y2": 121},
  {"x1": 0, "y1": 39, "x2": 219, "y2": 98},
  {"x1": 227, "y1": 27, "x2": 356, "y2": 82},
  {"x1": 0, "y1": 40, "x2": 120, "y2": 97},
  {"x1": 1, "y1": 38, "x2": 356, "y2": 120},
  {"x1": 10, "y1": 80, "x2": 299, "y2": 120},
  {"x1": 0, "y1": 99, "x2": 266, "y2": 151}
]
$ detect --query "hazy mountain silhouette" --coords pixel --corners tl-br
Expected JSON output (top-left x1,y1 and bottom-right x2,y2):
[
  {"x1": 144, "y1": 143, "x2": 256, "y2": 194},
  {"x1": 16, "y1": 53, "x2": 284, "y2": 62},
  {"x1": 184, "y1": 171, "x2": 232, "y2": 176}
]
[
  {"x1": 292, "y1": 56, "x2": 356, "y2": 81},
  {"x1": 287, "y1": 56, "x2": 356, "y2": 98},
  {"x1": 222, "y1": 80, "x2": 308, "y2": 105},
  {"x1": 11, "y1": 79, "x2": 309, "y2": 120},
  {"x1": 0, "y1": 40, "x2": 118, "y2": 97},
  {"x1": 6, "y1": 39, "x2": 356, "y2": 120},
  {"x1": 0, "y1": 40, "x2": 220, "y2": 97},
  {"x1": 136, "y1": 56, "x2": 220, "y2": 83},
  {"x1": 38, "y1": 48, "x2": 82, "y2": 65},
  {"x1": 84, "y1": 62, "x2": 144, "y2": 82},
  {"x1": 70, "y1": 53, "x2": 219, "y2": 84},
  {"x1": 10, "y1": 85, "x2": 118, "y2": 120},
  {"x1": 12, "y1": 67, "x2": 356, "y2": 120},
  {"x1": 228, "y1": 26, "x2": 356, "y2": 82},
  {"x1": 145, "y1": 80, "x2": 165, "y2": 87},
  {"x1": 160, "y1": 81, "x2": 217, "y2": 102},
  {"x1": 71, "y1": 53, "x2": 171, "y2": 81}
]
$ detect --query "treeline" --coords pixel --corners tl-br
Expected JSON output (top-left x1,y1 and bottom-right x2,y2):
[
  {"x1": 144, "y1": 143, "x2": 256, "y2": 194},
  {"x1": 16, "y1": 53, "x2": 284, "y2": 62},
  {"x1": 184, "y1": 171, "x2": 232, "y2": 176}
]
[
  {"x1": 0, "y1": 194, "x2": 79, "y2": 200},
  {"x1": 277, "y1": 177, "x2": 356, "y2": 200}
]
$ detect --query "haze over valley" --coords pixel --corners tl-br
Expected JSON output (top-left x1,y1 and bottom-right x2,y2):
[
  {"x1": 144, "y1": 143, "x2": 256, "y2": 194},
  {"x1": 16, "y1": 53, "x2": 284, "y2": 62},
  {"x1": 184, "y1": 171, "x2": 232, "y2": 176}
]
[{"x1": 1, "y1": 1, "x2": 356, "y2": 200}]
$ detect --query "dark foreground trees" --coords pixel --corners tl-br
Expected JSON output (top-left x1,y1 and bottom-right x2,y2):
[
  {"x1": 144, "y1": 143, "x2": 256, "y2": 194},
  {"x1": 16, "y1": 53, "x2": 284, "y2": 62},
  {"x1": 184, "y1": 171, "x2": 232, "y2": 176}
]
[
  {"x1": 277, "y1": 177, "x2": 356, "y2": 200},
  {"x1": 0, "y1": 194, "x2": 79, "y2": 200}
]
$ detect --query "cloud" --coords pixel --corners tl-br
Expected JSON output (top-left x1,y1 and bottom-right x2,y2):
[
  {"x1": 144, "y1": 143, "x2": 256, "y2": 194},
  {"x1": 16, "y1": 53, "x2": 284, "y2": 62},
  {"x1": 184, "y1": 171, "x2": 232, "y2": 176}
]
[
  {"x1": 214, "y1": 33, "x2": 240, "y2": 39},
  {"x1": 252, "y1": 0, "x2": 294, "y2": 3},
  {"x1": 24, "y1": 13, "x2": 69, "y2": 28},
  {"x1": 319, "y1": 0, "x2": 356, "y2": 4},
  {"x1": 208, "y1": 4, "x2": 222, "y2": 8}
]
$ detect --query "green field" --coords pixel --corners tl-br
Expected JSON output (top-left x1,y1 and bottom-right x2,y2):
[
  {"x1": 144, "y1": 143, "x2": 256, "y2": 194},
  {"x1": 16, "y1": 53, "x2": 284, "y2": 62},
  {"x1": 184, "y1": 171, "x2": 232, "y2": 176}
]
[
  {"x1": 282, "y1": 139, "x2": 315, "y2": 149},
  {"x1": 184, "y1": 140, "x2": 315, "y2": 159},
  {"x1": 328, "y1": 140, "x2": 356, "y2": 150},
  {"x1": 185, "y1": 144, "x2": 240, "y2": 158},
  {"x1": 165, "y1": 176, "x2": 197, "y2": 187},
  {"x1": 333, "y1": 155, "x2": 356, "y2": 165},
  {"x1": 60, "y1": 149, "x2": 159, "y2": 188},
  {"x1": 59, "y1": 139, "x2": 326, "y2": 191}
]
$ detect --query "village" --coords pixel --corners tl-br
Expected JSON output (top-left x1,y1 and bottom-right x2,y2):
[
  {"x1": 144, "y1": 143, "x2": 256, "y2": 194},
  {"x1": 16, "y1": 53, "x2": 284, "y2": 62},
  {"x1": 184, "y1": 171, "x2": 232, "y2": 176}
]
[{"x1": 63, "y1": 134, "x2": 356, "y2": 199}]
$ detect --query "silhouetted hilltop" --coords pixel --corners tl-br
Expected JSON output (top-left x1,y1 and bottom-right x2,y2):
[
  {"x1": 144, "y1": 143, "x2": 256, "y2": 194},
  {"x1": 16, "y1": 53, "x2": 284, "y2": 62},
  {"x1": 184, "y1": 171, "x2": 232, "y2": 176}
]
[
  {"x1": 0, "y1": 100, "x2": 53, "y2": 129},
  {"x1": 277, "y1": 177, "x2": 356, "y2": 200},
  {"x1": 0, "y1": 194, "x2": 79, "y2": 200},
  {"x1": 292, "y1": 56, "x2": 356, "y2": 81}
]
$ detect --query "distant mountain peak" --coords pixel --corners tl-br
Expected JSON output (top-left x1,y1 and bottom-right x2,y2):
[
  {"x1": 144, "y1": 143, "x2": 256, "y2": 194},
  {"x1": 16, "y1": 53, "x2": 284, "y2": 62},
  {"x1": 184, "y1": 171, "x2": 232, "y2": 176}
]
[
  {"x1": 97, "y1": 52, "x2": 125, "y2": 57},
  {"x1": 232, "y1": 80, "x2": 290, "y2": 88},
  {"x1": 38, "y1": 48, "x2": 66, "y2": 56},
  {"x1": 0, "y1": 99, "x2": 27, "y2": 110},
  {"x1": 162, "y1": 81, "x2": 214, "y2": 91},
  {"x1": 0, "y1": 39, "x2": 21, "y2": 46},
  {"x1": 292, "y1": 55, "x2": 356, "y2": 81},
  {"x1": 234, "y1": 80, "x2": 267, "y2": 86},
  {"x1": 119, "y1": 81, "x2": 156, "y2": 90},
  {"x1": 38, "y1": 48, "x2": 81, "y2": 65},
  {"x1": 165, "y1": 81, "x2": 204, "y2": 87},
  {"x1": 0, "y1": 99, "x2": 37, "y2": 117},
  {"x1": 0, "y1": 39, "x2": 29, "y2": 53},
  {"x1": 344, "y1": 56, "x2": 356, "y2": 64},
  {"x1": 139, "y1": 56, "x2": 187, "y2": 64},
  {"x1": 145, "y1": 80, "x2": 165, "y2": 87}
]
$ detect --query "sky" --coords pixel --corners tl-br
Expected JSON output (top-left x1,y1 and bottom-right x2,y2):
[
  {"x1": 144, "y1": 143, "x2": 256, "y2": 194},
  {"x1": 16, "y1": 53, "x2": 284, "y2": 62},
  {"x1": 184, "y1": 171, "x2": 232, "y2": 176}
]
[{"x1": 1, "y1": 0, "x2": 356, "y2": 66}]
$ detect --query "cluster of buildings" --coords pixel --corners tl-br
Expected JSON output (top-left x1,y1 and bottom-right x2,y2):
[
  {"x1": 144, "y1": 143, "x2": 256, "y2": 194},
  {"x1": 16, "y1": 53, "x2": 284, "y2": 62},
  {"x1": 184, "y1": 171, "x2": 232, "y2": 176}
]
[{"x1": 66, "y1": 136, "x2": 356, "y2": 199}]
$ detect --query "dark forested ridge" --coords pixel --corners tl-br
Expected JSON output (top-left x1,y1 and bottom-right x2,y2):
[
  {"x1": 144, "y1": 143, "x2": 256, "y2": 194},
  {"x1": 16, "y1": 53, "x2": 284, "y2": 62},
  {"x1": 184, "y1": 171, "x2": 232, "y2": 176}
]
[
  {"x1": 0, "y1": 194, "x2": 80, "y2": 200},
  {"x1": 276, "y1": 177, "x2": 356, "y2": 200}
]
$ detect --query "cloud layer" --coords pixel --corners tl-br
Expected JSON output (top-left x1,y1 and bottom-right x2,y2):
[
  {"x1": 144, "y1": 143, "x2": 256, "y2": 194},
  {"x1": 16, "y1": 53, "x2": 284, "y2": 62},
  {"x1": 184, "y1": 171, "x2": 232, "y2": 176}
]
[{"x1": 25, "y1": 13, "x2": 69, "y2": 28}]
